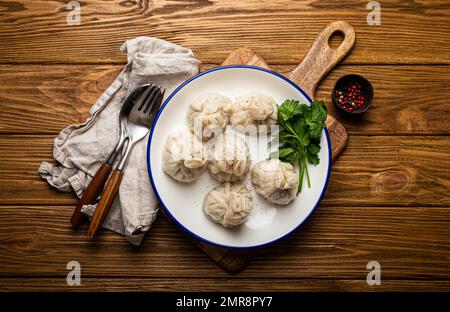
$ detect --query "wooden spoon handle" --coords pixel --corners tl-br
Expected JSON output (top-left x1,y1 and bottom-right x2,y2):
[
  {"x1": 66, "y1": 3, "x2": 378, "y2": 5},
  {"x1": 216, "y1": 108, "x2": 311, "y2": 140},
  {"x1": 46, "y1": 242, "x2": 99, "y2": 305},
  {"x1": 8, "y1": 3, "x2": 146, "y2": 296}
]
[
  {"x1": 285, "y1": 21, "x2": 355, "y2": 98},
  {"x1": 87, "y1": 170, "x2": 123, "y2": 238},
  {"x1": 71, "y1": 163, "x2": 112, "y2": 227}
]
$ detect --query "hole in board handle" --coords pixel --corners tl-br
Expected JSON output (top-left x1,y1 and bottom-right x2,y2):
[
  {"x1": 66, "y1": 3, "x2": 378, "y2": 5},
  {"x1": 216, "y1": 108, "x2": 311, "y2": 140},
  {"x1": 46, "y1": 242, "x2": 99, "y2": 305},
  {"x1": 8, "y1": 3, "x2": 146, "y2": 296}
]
[{"x1": 328, "y1": 30, "x2": 345, "y2": 50}]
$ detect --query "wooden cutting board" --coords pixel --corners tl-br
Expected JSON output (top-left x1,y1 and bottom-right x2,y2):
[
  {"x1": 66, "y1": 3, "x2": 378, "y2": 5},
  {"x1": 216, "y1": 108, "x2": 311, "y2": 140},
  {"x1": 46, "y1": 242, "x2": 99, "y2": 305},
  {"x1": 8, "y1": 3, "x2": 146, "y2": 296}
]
[{"x1": 186, "y1": 21, "x2": 354, "y2": 272}]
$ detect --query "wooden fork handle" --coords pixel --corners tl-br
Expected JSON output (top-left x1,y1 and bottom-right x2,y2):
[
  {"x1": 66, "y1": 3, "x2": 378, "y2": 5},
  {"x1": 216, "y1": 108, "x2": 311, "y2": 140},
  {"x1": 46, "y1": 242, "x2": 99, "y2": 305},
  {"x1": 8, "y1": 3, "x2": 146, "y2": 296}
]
[
  {"x1": 87, "y1": 170, "x2": 123, "y2": 238},
  {"x1": 71, "y1": 163, "x2": 112, "y2": 227}
]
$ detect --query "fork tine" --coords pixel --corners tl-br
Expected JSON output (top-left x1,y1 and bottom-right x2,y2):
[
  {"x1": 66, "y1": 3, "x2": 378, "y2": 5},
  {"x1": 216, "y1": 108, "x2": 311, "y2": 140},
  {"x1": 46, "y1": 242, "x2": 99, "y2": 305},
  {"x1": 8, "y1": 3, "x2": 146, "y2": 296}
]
[
  {"x1": 159, "y1": 89, "x2": 166, "y2": 105},
  {"x1": 136, "y1": 85, "x2": 154, "y2": 111},
  {"x1": 143, "y1": 86, "x2": 161, "y2": 114},
  {"x1": 146, "y1": 88, "x2": 164, "y2": 115},
  {"x1": 142, "y1": 86, "x2": 161, "y2": 113},
  {"x1": 151, "y1": 89, "x2": 165, "y2": 116}
]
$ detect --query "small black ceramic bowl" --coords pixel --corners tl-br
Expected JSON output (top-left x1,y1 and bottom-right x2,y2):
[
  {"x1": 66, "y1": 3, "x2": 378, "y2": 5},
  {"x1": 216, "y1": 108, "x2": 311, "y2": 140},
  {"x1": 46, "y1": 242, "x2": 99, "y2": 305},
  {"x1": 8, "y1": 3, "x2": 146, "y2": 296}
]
[{"x1": 332, "y1": 74, "x2": 373, "y2": 114}]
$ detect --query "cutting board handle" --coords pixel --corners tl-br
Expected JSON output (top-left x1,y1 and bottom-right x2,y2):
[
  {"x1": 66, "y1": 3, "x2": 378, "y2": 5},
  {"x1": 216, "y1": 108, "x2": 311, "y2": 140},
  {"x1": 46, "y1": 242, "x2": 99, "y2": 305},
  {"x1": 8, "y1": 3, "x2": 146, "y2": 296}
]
[{"x1": 285, "y1": 21, "x2": 355, "y2": 98}]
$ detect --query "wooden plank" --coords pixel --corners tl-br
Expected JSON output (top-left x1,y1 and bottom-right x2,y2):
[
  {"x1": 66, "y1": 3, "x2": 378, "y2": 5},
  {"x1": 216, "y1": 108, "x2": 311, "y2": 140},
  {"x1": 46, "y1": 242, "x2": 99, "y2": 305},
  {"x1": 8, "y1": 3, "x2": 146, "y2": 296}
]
[
  {"x1": 0, "y1": 64, "x2": 449, "y2": 135},
  {"x1": 0, "y1": 65, "x2": 119, "y2": 134},
  {"x1": 0, "y1": 205, "x2": 449, "y2": 279},
  {"x1": 0, "y1": 135, "x2": 74, "y2": 205},
  {"x1": 0, "y1": 1, "x2": 449, "y2": 64},
  {"x1": 0, "y1": 135, "x2": 449, "y2": 207},
  {"x1": 1, "y1": 278, "x2": 449, "y2": 292}
]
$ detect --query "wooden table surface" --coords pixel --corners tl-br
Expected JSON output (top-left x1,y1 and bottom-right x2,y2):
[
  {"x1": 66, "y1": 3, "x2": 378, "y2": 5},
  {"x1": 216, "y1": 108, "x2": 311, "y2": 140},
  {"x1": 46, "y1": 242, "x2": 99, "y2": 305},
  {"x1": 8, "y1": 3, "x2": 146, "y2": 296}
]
[{"x1": 1, "y1": 0, "x2": 450, "y2": 291}]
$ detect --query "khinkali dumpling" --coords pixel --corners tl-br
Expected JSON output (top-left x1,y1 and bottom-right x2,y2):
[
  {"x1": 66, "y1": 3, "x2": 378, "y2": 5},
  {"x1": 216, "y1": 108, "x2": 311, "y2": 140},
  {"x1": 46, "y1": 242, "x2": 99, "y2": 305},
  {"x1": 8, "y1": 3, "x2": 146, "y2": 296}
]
[
  {"x1": 251, "y1": 159, "x2": 298, "y2": 205},
  {"x1": 228, "y1": 92, "x2": 278, "y2": 133},
  {"x1": 207, "y1": 133, "x2": 251, "y2": 182},
  {"x1": 186, "y1": 92, "x2": 231, "y2": 141},
  {"x1": 203, "y1": 182, "x2": 253, "y2": 228},
  {"x1": 162, "y1": 128, "x2": 207, "y2": 182}
]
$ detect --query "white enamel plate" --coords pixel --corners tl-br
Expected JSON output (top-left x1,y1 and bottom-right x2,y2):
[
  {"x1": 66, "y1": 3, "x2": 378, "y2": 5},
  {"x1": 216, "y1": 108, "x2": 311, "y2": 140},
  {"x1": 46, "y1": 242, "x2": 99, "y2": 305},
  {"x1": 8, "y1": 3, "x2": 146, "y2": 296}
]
[{"x1": 147, "y1": 66, "x2": 331, "y2": 248}]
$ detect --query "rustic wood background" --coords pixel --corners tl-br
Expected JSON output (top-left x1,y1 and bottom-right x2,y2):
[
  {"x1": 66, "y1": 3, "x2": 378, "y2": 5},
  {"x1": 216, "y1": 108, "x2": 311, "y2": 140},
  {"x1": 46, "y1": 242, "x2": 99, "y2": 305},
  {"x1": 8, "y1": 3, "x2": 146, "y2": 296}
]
[{"x1": 0, "y1": 0, "x2": 449, "y2": 291}]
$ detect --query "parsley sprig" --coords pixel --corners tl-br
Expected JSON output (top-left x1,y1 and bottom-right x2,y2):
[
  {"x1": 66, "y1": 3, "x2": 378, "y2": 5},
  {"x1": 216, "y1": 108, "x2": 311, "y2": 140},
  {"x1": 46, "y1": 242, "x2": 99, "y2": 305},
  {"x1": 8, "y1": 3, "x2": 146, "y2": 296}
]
[{"x1": 270, "y1": 99, "x2": 327, "y2": 194}]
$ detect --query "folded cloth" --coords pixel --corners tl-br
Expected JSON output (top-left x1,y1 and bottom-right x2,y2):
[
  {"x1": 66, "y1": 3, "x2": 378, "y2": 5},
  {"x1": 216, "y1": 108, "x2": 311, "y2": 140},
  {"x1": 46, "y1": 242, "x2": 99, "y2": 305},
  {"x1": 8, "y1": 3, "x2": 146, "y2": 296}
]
[{"x1": 39, "y1": 37, "x2": 200, "y2": 245}]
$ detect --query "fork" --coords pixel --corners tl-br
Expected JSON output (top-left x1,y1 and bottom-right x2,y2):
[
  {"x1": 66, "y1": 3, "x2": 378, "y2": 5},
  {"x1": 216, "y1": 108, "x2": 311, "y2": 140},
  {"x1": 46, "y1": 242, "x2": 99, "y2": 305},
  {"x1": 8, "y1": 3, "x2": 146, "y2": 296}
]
[{"x1": 87, "y1": 84, "x2": 165, "y2": 238}]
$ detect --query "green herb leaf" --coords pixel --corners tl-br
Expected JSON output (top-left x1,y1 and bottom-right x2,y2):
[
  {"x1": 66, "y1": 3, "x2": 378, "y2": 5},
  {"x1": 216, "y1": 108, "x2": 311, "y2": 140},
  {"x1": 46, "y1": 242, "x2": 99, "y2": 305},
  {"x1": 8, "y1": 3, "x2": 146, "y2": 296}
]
[
  {"x1": 278, "y1": 99, "x2": 302, "y2": 122},
  {"x1": 307, "y1": 143, "x2": 321, "y2": 155},
  {"x1": 306, "y1": 100, "x2": 327, "y2": 139},
  {"x1": 270, "y1": 146, "x2": 298, "y2": 163},
  {"x1": 306, "y1": 150, "x2": 320, "y2": 165}
]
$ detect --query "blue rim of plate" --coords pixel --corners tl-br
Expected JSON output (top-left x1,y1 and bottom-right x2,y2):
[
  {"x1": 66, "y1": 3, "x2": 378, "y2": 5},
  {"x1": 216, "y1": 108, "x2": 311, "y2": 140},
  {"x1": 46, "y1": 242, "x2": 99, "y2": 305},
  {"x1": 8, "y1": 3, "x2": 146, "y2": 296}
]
[{"x1": 147, "y1": 65, "x2": 332, "y2": 249}]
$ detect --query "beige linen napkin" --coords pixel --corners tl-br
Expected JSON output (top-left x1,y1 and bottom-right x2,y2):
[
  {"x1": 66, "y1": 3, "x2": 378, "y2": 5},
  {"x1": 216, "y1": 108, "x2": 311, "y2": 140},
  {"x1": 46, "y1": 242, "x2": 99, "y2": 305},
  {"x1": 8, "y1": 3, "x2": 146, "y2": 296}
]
[{"x1": 39, "y1": 37, "x2": 200, "y2": 245}]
